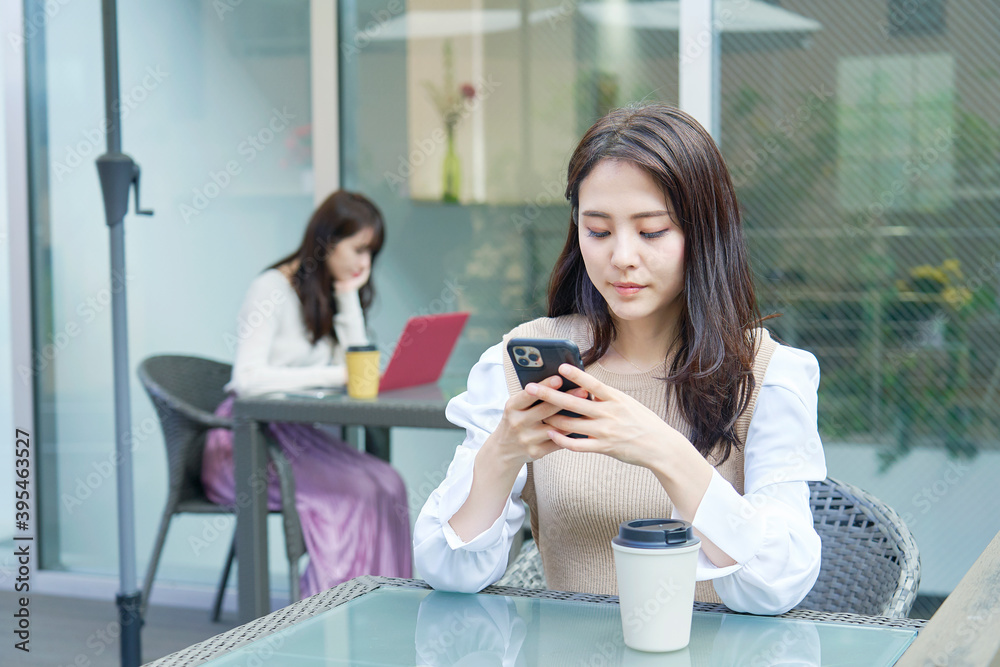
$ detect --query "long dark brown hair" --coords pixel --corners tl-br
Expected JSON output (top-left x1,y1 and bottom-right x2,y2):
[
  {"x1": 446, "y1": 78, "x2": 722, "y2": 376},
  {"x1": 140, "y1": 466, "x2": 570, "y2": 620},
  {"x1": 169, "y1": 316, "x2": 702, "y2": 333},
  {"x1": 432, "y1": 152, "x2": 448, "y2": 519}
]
[
  {"x1": 549, "y1": 104, "x2": 763, "y2": 462},
  {"x1": 270, "y1": 190, "x2": 385, "y2": 345}
]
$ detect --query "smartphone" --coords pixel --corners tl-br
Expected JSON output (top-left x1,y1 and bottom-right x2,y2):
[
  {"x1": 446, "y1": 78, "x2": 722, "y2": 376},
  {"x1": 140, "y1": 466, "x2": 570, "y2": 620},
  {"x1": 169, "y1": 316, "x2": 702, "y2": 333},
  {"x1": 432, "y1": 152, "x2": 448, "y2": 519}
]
[{"x1": 507, "y1": 338, "x2": 588, "y2": 436}]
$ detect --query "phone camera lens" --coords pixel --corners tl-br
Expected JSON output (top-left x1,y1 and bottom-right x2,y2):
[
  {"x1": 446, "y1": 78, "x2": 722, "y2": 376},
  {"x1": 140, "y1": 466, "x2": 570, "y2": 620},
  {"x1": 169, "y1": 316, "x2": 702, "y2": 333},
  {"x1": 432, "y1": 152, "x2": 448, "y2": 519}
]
[
  {"x1": 528, "y1": 353, "x2": 539, "y2": 361},
  {"x1": 517, "y1": 358, "x2": 529, "y2": 366},
  {"x1": 514, "y1": 347, "x2": 525, "y2": 355}
]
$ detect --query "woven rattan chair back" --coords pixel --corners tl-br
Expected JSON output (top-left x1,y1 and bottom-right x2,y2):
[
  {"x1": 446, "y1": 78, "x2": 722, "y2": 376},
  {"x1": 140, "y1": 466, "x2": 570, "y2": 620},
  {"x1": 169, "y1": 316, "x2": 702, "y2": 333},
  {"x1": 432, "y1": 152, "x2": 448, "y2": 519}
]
[
  {"x1": 138, "y1": 355, "x2": 233, "y2": 511},
  {"x1": 800, "y1": 477, "x2": 920, "y2": 617},
  {"x1": 498, "y1": 477, "x2": 920, "y2": 618}
]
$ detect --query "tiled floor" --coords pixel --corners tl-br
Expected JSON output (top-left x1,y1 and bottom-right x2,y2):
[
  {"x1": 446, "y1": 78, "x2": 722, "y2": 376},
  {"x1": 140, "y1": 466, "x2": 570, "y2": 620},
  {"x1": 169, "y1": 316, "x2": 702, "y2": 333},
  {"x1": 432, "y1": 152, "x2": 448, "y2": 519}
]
[{"x1": 0, "y1": 590, "x2": 239, "y2": 666}]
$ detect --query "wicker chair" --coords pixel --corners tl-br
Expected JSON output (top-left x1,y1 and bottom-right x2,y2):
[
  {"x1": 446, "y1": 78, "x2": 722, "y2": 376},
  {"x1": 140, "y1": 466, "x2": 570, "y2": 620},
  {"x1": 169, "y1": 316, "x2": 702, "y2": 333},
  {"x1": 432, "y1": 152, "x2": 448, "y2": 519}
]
[
  {"x1": 800, "y1": 476, "x2": 920, "y2": 617},
  {"x1": 497, "y1": 477, "x2": 920, "y2": 618},
  {"x1": 138, "y1": 355, "x2": 306, "y2": 621}
]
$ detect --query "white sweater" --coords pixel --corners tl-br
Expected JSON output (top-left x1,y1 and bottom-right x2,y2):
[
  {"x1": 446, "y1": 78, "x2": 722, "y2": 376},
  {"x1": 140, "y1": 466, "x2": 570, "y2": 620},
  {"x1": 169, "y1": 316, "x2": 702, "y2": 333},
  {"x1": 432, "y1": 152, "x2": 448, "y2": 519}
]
[{"x1": 226, "y1": 269, "x2": 368, "y2": 396}]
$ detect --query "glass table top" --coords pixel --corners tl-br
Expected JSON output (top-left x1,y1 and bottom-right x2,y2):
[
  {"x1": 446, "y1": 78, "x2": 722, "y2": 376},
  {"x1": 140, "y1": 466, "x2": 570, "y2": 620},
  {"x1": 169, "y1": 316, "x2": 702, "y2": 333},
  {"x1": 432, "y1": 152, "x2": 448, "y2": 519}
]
[{"x1": 201, "y1": 587, "x2": 916, "y2": 666}]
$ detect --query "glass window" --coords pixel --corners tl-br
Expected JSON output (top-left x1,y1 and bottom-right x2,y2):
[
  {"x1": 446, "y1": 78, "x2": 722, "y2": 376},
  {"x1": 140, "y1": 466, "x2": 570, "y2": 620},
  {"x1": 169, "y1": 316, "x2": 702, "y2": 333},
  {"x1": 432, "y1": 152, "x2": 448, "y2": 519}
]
[
  {"x1": 340, "y1": 0, "x2": 681, "y2": 368},
  {"x1": 27, "y1": 0, "x2": 312, "y2": 586},
  {"x1": 719, "y1": 0, "x2": 1000, "y2": 605}
]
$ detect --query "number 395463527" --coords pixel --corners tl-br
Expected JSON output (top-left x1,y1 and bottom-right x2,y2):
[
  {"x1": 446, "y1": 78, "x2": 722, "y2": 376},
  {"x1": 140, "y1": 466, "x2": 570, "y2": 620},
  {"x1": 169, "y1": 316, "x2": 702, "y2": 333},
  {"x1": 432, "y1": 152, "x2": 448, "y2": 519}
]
[{"x1": 15, "y1": 429, "x2": 30, "y2": 527}]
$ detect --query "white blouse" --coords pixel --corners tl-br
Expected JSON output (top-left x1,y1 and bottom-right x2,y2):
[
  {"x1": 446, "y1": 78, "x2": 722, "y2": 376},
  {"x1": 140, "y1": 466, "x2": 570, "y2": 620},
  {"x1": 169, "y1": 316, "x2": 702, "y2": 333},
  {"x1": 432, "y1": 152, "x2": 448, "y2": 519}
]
[
  {"x1": 226, "y1": 269, "x2": 369, "y2": 396},
  {"x1": 413, "y1": 341, "x2": 828, "y2": 615}
]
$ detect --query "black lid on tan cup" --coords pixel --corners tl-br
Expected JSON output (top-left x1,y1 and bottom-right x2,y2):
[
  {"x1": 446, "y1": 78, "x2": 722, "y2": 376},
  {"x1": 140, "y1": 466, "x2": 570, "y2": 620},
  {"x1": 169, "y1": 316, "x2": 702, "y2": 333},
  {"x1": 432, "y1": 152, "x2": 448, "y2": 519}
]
[
  {"x1": 612, "y1": 519, "x2": 700, "y2": 549},
  {"x1": 346, "y1": 344, "x2": 378, "y2": 352}
]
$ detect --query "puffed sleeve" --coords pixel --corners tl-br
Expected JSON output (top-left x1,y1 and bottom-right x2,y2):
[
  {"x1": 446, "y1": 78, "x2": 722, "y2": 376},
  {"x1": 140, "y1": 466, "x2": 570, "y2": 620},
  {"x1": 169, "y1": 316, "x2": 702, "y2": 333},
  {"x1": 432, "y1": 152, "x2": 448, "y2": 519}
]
[
  {"x1": 679, "y1": 345, "x2": 828, "y2": 614},
  {"x1": 413, "y1": 342, "x2": 528, "y2": 593}
]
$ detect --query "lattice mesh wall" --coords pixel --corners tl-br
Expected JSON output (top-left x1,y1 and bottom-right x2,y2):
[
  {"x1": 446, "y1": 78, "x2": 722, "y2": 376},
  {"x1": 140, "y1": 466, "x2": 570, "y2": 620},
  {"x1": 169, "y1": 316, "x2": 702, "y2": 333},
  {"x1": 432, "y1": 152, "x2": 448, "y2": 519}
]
[{"x1": 343, "y1": 0, "x2": 1000, "y2": 596}]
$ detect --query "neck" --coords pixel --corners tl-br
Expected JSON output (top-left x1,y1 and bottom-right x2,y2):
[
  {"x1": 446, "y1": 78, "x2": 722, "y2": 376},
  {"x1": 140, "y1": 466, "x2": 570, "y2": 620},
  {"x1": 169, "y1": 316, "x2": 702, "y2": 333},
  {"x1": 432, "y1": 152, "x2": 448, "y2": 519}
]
[{"x1": 612, "y1": 315, "x2": 680, "y2": 368}]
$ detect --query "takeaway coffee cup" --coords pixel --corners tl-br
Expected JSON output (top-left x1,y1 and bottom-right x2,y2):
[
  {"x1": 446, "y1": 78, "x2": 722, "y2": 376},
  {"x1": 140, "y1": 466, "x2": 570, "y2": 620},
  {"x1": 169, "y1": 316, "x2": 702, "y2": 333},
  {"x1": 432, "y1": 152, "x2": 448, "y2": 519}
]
[
  {"x1": 346, "y1": 344, "x2": 380, "y2": 399},
  {"x1": 612, "y1": 519, "x2": 700, "y2": 652}
]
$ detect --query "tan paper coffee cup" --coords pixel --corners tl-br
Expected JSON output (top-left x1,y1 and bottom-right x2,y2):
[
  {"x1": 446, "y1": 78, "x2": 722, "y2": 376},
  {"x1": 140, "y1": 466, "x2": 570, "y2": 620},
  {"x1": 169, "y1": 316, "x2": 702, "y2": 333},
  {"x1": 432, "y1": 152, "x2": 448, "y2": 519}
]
[
  {"x1": 346, "y1": 345, "x2": 380, "y2": 399},
  {"x1": 612, "y1": 519, "x2": 700, "y2": 652}
]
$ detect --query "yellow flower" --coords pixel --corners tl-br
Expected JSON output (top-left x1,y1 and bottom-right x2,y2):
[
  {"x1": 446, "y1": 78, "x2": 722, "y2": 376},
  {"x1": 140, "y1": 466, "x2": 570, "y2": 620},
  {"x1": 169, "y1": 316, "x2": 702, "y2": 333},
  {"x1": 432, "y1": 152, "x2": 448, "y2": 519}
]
[
  {"x1": 941, "y1": 286, "x2": 973, "y2": 310},
  {"x1": 910, "y1": 265, "x2": 941, "y2": 282},
  {"x1": 941, "y1": 259, "x2": 963, "y2": 279}
]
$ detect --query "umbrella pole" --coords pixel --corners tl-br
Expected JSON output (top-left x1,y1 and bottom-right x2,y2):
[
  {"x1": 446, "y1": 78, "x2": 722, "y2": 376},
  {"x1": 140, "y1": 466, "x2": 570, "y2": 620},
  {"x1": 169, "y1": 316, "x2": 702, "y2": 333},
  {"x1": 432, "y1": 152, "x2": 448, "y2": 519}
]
[{"x1": 95, "y1": 1, "x2": 154, "y2": 665}]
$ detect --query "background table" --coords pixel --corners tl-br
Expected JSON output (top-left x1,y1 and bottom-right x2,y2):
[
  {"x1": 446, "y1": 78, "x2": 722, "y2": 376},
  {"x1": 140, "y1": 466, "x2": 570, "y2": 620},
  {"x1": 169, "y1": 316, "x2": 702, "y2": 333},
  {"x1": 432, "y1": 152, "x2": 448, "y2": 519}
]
[
  {"x1": 232, "y1": 385, "x2": 461, "y2": 622},
  {"x1": 147, "y1": 577, "x2": 926, "y2": 666}
]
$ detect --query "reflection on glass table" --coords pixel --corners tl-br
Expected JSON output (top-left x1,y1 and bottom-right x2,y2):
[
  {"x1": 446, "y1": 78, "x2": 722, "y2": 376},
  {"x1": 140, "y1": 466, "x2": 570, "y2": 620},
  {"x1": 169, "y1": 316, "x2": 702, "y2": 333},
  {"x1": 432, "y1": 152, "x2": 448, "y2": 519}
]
[{"x1": 196, "y1": 586, "x2": 916, "y2": 666}]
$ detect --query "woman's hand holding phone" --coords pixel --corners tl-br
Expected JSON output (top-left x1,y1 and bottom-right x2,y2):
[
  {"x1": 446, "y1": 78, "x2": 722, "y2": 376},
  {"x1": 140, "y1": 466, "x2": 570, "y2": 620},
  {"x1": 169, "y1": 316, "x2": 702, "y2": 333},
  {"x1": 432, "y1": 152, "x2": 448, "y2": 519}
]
[
  {"x1": 525, "y1": 363, "x2": 689, "y2": 469},
  {"x1": 485, "y1": 374, "x2": 590, "y2": 468}
]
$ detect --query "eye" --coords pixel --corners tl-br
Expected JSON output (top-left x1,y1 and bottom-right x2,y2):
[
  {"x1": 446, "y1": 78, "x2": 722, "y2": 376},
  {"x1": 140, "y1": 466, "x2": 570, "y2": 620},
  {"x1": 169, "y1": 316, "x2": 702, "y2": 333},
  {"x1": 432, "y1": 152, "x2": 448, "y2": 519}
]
[
  {"x1": 586, "y1": 229, "x2": 610, "y2": 238},
  {"x1": 641, "y1": 229, "x2": 668, "y2": 239}
]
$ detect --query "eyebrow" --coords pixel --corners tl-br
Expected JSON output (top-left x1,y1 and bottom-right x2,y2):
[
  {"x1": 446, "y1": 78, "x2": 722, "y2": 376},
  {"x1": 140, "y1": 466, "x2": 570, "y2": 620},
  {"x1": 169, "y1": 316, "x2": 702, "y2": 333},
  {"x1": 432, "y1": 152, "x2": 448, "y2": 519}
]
[{"x1": 580, "y1": 210, "x2": 672, "y2": 220}]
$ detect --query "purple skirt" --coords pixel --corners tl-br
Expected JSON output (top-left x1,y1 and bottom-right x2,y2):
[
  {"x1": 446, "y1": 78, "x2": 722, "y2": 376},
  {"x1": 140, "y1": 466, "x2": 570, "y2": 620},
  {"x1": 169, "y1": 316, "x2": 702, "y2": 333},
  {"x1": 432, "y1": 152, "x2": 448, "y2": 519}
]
[{"x1": 201, "y1": 395, "x2": 412, "y2": 597}]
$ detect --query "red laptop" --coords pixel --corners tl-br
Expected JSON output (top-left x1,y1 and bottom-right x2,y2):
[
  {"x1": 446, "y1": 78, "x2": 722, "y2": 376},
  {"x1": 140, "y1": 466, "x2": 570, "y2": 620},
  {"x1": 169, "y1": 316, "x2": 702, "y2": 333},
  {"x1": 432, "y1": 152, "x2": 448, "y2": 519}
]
[{"x1": 378, "y1": 312, "x2": 469, "y2": 392}]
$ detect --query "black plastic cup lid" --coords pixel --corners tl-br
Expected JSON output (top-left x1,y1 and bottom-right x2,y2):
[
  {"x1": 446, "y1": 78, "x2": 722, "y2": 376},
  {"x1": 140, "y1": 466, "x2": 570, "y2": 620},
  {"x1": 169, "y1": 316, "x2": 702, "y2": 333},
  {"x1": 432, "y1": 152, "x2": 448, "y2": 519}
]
[
  {"x1": 347, "y1": 344, "x2": 378, "y2": 352},
  {"x1": 612, "y1": 519, "x2": 699, "y2": 549}
]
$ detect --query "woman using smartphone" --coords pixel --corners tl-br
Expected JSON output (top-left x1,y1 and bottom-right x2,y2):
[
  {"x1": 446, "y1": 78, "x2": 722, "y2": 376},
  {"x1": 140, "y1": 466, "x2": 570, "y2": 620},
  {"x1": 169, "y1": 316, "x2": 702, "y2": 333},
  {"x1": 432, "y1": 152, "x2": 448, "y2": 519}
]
[
  {"x1": 414, "y1": 105, "x2": 826, "y2": 614},
  {"x1": 203, "y1": 190, "x2": 411, "y2": 597}
]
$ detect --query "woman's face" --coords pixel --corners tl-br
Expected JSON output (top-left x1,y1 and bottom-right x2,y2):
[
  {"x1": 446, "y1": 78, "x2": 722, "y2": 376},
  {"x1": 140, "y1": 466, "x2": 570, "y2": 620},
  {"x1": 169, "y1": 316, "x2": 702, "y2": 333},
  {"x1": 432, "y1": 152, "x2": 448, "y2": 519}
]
[
  {"x1": 577, "y1": 159, "x2": 685, "y2": 331},
  {"x1": 326, "y1": 226, "x2": 375, "y2": 284}
]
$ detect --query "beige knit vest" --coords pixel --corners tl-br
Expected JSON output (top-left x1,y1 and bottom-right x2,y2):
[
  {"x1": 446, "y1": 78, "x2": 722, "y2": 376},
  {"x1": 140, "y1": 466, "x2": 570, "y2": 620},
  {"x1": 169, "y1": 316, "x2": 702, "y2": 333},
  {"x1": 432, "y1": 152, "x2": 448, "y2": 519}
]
[{"x1": 501, "y1": 315, "x2": 777, "y2": 604}]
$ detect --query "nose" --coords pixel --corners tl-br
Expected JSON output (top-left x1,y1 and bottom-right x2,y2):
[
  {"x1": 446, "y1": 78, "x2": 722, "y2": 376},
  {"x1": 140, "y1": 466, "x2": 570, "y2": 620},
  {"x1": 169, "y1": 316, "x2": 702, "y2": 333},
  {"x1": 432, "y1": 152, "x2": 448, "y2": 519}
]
[{"x1": 611, "y1": 234, "x2": 639, "y2": 270}]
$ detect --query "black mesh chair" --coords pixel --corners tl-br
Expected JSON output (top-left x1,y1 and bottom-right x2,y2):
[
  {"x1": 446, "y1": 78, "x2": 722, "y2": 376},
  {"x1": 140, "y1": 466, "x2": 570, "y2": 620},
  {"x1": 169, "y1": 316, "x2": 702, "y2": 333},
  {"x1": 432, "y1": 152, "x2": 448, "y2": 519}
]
[
  {"x1": 498, "y1": 477, "x2": 920, "y2": 618},
  {"x1": 138, "y1": 355, "x2": 306, "y2": 621}
]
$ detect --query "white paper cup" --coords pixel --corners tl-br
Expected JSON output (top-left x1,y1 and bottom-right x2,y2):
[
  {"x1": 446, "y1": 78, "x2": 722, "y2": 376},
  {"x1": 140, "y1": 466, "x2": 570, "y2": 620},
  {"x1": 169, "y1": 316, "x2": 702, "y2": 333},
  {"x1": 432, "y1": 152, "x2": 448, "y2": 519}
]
[{"x1": 612, "y1": 519, "x2": 701, "y2": 652}]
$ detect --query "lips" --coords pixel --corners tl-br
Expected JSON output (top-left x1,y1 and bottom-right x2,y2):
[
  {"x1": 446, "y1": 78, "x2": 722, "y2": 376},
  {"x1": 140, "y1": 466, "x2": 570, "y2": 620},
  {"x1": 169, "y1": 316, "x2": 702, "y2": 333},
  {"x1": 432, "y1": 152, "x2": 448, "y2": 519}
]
[{"x1": 613, "y1": 282, "x2": 644, "y2": 295}]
